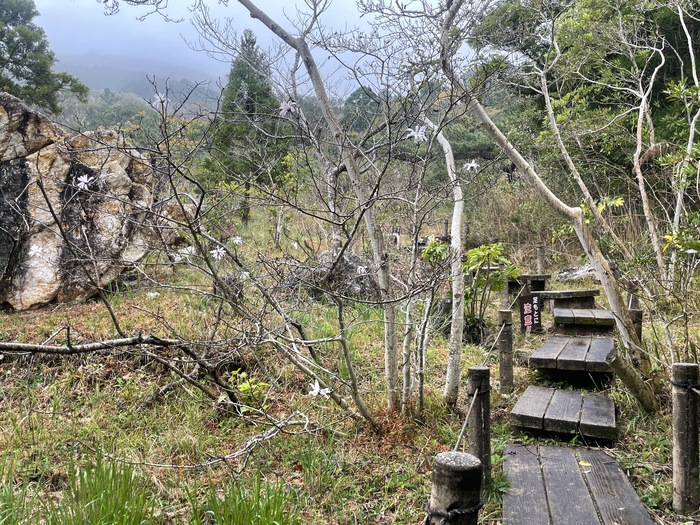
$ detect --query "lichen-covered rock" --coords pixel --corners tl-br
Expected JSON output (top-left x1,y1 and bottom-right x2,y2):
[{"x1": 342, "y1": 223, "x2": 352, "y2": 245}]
[{"x1": 0, "y1": 93, "x2": 154, "y2": 310}]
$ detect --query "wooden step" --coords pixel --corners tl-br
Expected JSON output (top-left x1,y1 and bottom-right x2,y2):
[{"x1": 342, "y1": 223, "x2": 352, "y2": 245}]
[
  {"x1": 554, "y1": 307, "x2": 615, "y2": 333},
  {"x1": 529, "y1": 335, "x2": 614, "y2": 373},
  {"x1": 508, "y1": 273, "x2": 551, "y2": 293},
  {"x1": 503, "y1": 444, "x2": 655, "y2": 525},
  {"x1": 510, "y1": 386, "x2": 616, "y2": 440},
  {"x1": 534, "y1": 289, "x2": 599, "y2": 309}
]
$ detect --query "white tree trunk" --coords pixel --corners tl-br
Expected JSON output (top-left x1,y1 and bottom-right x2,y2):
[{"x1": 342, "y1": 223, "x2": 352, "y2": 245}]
[{"x1": 424, "y1": 116, "x2": 465, "y2": 406}]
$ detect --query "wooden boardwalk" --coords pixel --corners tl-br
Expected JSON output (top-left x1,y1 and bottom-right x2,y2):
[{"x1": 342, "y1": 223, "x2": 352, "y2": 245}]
[
  {"x1": 529, "y1": 335, "x2": 614, "y2": 373},
  {"x1": 510, "y1": 386, "x2": 616, "y2": 440},
  {"x1": 535, "y1": 289, "x2": 600, "y2": 309},
  {"x1": 554, "y1": 307, "x2": 615, "y2": 328},
  {"x1": 503, "y1": 444, "x2": 655, "y2": 525},
  {"x1": 503, "y1": 283, "x2": 652, "y2": 525}
]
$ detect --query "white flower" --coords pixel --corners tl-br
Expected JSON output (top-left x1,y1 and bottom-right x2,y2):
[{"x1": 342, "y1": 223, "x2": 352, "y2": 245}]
[
  {"x1": 292, "y1": 241, "x2": 299, "y2": 250},
  {"x1": 154, "y1": 92, "x2": 169, "y2": 107},
  {"x1": 27, "y1": 245, "x2": 42, "y2": 258},
  {"x1": 240, "y1": 271, "x2": 250, "y2": 281},
  {"x1": 210, "y1": 246, "x2": 226, "y2": 261},
  {"x1": 463, "y1": 159, "x2": 480, "y2": 172},
  {"x1": 309, "y1": 379, "x2": 331, "y2": 398},
  {"x1": 146, "y1": 292, "x2": 161, "y2": 299},
  {"x1": 279, "y1": 100, "x2": 297, "y2": 117},
  {"x1": 406, "y1": 126, "x2": 427, "y2": 144},
  {"x1": 232, "y1": 236, "x2": 243, "y2": 246},
  {"x1": 356, "y1": 266, "x2": 367, "y2": 275},
  {"x1": 76, "y1": 174, "x2": 93, "y2": 191}
]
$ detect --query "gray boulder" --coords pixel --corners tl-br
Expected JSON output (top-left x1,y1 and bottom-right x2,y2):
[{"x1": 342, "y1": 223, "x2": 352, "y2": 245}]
[{"x1": 0, "y1": 93, "x2": 153, "y2": 309}]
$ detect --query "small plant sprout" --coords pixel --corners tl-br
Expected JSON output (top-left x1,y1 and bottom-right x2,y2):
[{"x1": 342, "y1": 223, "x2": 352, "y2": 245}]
[
  {"x1": 309, "y1": 379, "x2": 331, "y2": 399},
  {"x1": 232, "y1": 236, "x2": 243, "y2": 246},
  {"x1": 405, "y1": 125, "x2": 427, "y2": 144},
  {"x1": 463, "y1": 159, "x2": 480, "y2": 172},
  {"x1": 279, "y1": 99, "x2": 297, "y2": 117},
  {"x1": 211, "y1": 246, "x2": 226, "y2": 261},
  {"x1": 76, "y1": 174, "x2": 93, "y2": 190}
]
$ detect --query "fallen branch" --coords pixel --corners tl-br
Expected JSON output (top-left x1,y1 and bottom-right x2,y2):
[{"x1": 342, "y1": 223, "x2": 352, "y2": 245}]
[{"x1": 0, "y1": 334, "x2": 180, "y2": 355}]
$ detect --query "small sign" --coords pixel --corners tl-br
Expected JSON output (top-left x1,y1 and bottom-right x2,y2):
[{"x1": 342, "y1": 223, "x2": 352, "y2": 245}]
[{"x1": 519, "y1": 293, "x2": 541, "y2": 333}]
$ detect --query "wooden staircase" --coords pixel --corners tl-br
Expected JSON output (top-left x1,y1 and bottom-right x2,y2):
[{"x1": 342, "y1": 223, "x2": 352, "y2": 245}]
[
  {"x1": 510, "y1": 302, "x2": 618, "y2": 441},
  {"x1": 503, "y1": 286, "x2": 653, "y2": 524}
]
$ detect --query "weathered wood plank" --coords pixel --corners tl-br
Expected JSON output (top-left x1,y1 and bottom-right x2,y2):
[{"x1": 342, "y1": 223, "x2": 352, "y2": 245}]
[
  {"x1": 592, "y1": 309, "x2": 616, "y2": 326},
  {"x1": 557, "y1": 337, "x2": 591, "y2": 371},
  {"x1": 577, "y1": 449, "x2": 655, "y2": 525},
  {"x1": 543, "y1": 390, "x2": 582, "y2": 434},
  {"x1": 529, "y1": 336, "x2": 569, "y2": 369},
  {"x1": 536, "y1": 289, "x2": 600, "y2": 309},
  {"x1": 571, "y1": 308, "x2": 597, "y2": 325},
  {"x1": 553, "y1": 307, "x2": 575, "y2": 324},
  {"x1": 538, "y1": 289, "x2": 600, "y2": 300},
  {"x1": 579, "y1": 395, "x2": 616, "y2": 440},
  {"x1": 540, "y1": 446, "x2": 600, "y2": 525},
  {"x1": 586, "y1": 338, "x2": 615, "y2": 373},
  {"x1": 511, "y1": 386, "x2": 555, "y2": 430},
  {"x1": 502, "y1": 444, "x2": 551, "y2": 525}
]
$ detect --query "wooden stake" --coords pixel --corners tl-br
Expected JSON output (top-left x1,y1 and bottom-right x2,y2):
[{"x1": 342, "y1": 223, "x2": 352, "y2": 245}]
[
  {"x1": 426, "y1": 451, "x2": 482, "y2": 525},
  {"x1": 629, "y1": 308, "x2": 643, "y2": 342},
  {"x1": 672, "y1": 363, "x2": 700, "y2": 513},
  {"x1": 536, "y1": 243, "x2": 546, "y2": 274},
  {"x1": 467, "y1": 366, "x2": 491, "y2": 490},
  {"x1": 498, "y1": 310, "x2": 513, "y2": 393}
]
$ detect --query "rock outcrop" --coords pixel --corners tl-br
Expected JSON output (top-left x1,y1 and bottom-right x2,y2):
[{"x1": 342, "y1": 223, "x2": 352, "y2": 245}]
[{"x1": 0, "y1": 93, "x2": 153, "y2": 310}]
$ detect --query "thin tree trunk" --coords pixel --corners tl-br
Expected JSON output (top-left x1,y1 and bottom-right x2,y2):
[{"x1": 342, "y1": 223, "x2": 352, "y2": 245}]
[
  {"x1": 424, "y1": 117, "x2": 465, "y2": 406},
  {"x1": 238, "y1": 0, "x2": 400, "y2": 411}
]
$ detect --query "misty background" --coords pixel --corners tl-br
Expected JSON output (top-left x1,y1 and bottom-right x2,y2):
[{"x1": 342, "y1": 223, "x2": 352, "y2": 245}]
[{"x1": 33, "y1": 0, "x2": 364, "y2": 99}]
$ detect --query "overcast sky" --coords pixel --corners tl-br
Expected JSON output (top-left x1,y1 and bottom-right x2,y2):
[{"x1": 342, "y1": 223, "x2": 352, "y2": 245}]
[{"x1": 33, "y1": 0, "x2": 366, "y2": 82}]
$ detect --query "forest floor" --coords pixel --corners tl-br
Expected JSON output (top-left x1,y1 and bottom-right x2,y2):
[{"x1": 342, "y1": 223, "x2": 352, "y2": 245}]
[{"x1": 0, "y1": 270, "x2": 693, "y2": 524}]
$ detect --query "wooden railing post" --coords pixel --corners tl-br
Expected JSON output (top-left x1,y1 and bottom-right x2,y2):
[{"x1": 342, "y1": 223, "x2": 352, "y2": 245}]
[
  {"x1": 672, "y1": 363, "x2": 700, "y2": 513},
  {"x1": 467, "y1": 366, "x2": 491, "y2": 490},
  {"x1": 498, "y1": 310, "x2": 513, "y2": 393},
  {"x1": 629, "y1": 308, "x2": 643, "y2": 342},
  {"x1": 536, "y1": 243, "x2": 546, "y2": 274},
  {"x1": 426, "y1": 451, "x2": 482, "y2": 525}
]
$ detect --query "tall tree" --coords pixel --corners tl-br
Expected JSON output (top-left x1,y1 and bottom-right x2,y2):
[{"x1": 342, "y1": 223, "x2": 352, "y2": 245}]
[
  {"x1": 0, "y1": 0, "x2": 87, "y2": 113},
  {"x1": 206, "y1": 28, "x2": 288, "y2": 225}
]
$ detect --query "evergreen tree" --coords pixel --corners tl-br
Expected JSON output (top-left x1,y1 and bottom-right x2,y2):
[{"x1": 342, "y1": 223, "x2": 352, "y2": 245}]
[
  {"x1": 0, "y1": 0, "x2": 87, "y2": 113},
  {"x1": 207, "y1": 29, "x2": 289, "y2": 225}
]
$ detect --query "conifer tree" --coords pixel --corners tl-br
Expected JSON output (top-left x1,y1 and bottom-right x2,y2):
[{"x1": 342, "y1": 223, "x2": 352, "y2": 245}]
[
  {"x1": 0, "y1": 0, "x2": 87, "y2": 113},
  {"x1": 207, "y1": 29, "x2": 289, "y2": 225}
]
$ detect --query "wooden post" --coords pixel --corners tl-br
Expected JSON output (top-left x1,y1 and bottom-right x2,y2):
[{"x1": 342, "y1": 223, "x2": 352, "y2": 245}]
[
  {"x1": 536, "y1": 243, "x2": 546, "y2": 274},
  {"x1": 500, "y1": 283, "x2": 509, "y2": 308},
  {"x1": 426, "y1": 451, "x2": 482, "y2": 525},
  {"x1": 672, "y1": 363, "x2": 700, "y2": 513},
  {"x1": 498, "y1": 310, "x2": 513, "y2": 393},
  {"x1": 467, "y1": 366, "x2": 491, "y2": 490},
  {"x1": 627, "y1": 290, "x2": 640, "y2": 310},
  {"x1": 629, "y1": 308, "x2": 643, "y2": 342}
]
